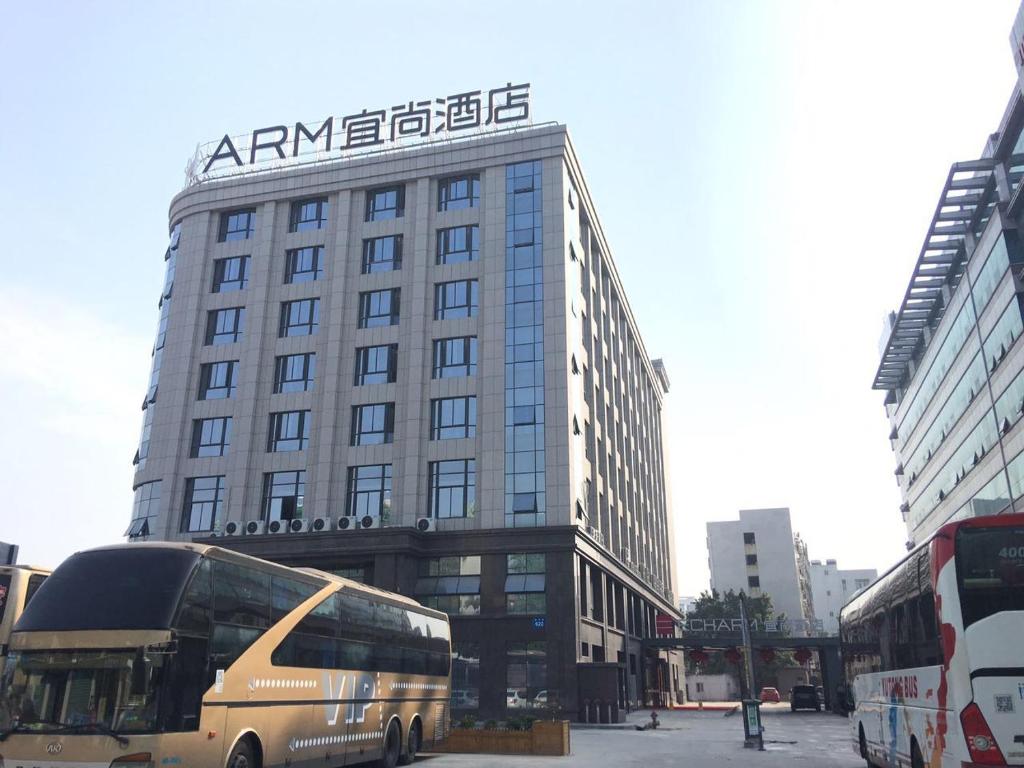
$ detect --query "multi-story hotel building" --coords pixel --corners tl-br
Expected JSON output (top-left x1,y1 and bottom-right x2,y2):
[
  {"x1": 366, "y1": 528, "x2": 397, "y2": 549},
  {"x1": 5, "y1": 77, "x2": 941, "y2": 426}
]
[
  {"x1": 874, "y1": 50, "x2": 1024, "y2": 545},
  {"x1": 126, "y1": 116, "x2": 681, "y2": 719}
]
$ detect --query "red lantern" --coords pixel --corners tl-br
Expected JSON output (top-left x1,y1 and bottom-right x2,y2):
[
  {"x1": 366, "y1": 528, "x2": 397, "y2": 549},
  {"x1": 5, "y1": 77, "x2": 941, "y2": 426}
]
[
  {"x1": 724, "y1": 647, "x2": 742, "y2": 664},
  {"x1": 759, "y1": 647, "x2": 775, "y2": 664},
  {"x1": 794, "y1": 648, "x2": 812, "y2": 665},
  {"x1": 688, "y1": 648, "x2": 709, "y2": 665}
]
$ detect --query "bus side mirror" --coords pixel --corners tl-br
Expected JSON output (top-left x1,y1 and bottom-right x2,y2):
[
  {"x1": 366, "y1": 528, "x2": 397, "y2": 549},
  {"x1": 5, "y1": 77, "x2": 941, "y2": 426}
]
[{"x1": 131, "y1": 649, "x2": 148, "y2": 696}]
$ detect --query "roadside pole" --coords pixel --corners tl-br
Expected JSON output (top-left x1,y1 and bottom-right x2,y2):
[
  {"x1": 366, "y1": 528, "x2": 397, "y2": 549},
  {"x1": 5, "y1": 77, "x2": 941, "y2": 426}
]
[{"x1": 739, "y1": 596, "x2": 764, "y2": 751}]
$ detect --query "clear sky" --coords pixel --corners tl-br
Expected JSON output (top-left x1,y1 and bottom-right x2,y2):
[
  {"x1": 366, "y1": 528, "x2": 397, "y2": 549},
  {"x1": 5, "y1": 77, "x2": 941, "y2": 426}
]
[{"x1": 1, "y1": 1, "x2": 1020, "y2": 597}]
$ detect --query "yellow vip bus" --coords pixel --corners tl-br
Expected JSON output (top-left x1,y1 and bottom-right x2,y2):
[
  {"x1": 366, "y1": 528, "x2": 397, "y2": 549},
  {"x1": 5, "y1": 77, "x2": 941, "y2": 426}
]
[
  {"x1": 0, "y1": 543, "x2": 451, "y2": 768},
  {"x1": 0, "y1": 565, "x2": 50, "y2": 668}
]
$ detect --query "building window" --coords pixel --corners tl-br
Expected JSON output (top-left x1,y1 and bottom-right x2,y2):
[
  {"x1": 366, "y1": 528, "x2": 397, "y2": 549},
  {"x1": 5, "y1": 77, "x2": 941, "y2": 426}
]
[
  {"x1": 181, "y1": 476, "x2": 226, "y2": 532},
  {"x1": 205, "y1": 307, "x2": 245, "y2": 345},
  {"x1": 855, "y1": 578, "x2": 871, "y2": 590},
  {"x1": 126, "y1": 480, "x2": 162, "y2": 539},
  {"x1": 285, "y1": 246, "x2": 324, "y2": 283},
  {"x1": 280, "y1": 298, "x2": 320, "y2": 337},
  {"x1": 262, "y1": 470, "x2": 305, "y2": 522},
  {"x1": 218, "y1": 209, "x2": 255, "y2": 242},
  {"x1": 415, "y1": 556, "x2": 481, "y2": 615},
  {"x1": 434, "y1": 279, "x2": 479, "y2": 320},
  {"x1": 362, "y1": 235, "x2": 403, "y2": 273},
  {"x1": 365, "y1": 186, "x2": 404, "y2": 221},
  {"x1": 354, "y1": 344, "x2": 398, "y2": 385},
  {"x1": 346, "y1": 464, "x2": 392, "y2": 518},
  {"x1": 273, "y1": 353, "x2": 316, "y2": 393},
  {"x1": 289, "y1": 197, "x2": 329, "y2": 232},
  {"x1": 438, "y1": 174, "x2": 480, "y2": 211},
  {"x1": 432, "y1": 337, "x2": 477, "y2": 378},
  {"x1": 351, "y1": 403, "x2": 395, "y2": 446},
  {"x1": 748, "y1": 576, "x2": 760, "y2": 588},
  {"x1": 743, "y1": 532, "x2": 756, "y2": 545},
  {"x1": 506, "y1": 554, "x2": 546, "y2": 614},
  {"x1": 190, "y1": 417, "x2": 232, "y2": 458},
  {"x1": 451, "y1": 643, "x2": 480, "y2": 710},
  {"x1": 212, "y1": 255, "x2": 249, "y2": 292},
  {"x1": 358, "y1": 289, "x2": 400, "y2": 328},
  {"x1": 436, "y1": 225, "x2": 479, "y2": 264},
  {"x1": 269, "y1": 410, "x2": 311, "y2": 452},
  {"x1": 428, "y1": 459, "x2": 476, "y2": 519},
  {"x1": 506, "y1": 642, "x2": 547, "y2": 710},
  {"x1": 745, "y1": 554, "x2": 757, "y2": 565},
  {"x1": 198, "y1": 360, "x2": 238, "y2": 400},
  {"x1": 331, "y1": 567, "x2": 369, "y2": 583},
  {"x1": 430, "y1": 396, "x2": 477, "y2": 440}
]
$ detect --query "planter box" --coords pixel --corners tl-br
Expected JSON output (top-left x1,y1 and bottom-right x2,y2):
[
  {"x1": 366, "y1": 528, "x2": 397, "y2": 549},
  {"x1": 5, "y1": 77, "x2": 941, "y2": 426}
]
[{"x1": 434, "y1": 720, "x2": 571, "y2": 756}]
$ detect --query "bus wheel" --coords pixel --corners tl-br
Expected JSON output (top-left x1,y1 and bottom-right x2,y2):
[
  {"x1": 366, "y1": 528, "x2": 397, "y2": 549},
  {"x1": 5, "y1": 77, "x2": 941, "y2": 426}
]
[
  {"x1": 378, "y1": 720, "x2": 401, "y2": 768},
  {"x1": 227, "y1": 737, "x2": 257, "y2": 768},
  {"x1": 858, "y1": 725, "x2": 871, "y2": 765},
  {"x1": 398, "y1": 719, "x2": 421, "y2": 765}
]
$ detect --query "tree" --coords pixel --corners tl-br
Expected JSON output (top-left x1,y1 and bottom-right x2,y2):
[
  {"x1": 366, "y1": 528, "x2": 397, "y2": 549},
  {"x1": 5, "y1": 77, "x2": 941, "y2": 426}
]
[{"x1": 684, "y1": 589, "x2": 795, "y2": 693}]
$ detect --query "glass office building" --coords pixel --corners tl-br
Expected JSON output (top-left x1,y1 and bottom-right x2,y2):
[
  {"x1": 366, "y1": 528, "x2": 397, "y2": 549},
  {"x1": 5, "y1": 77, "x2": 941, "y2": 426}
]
[{"x1": 875, "y1": 75, "x2": 1024, "y2": 546}]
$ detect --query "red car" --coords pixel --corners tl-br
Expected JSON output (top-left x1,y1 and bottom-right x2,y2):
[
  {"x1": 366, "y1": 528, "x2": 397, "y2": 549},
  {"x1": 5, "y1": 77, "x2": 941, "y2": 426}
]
[{"x1": 759, "y1": 686, "x2": 781, "y2": 703}]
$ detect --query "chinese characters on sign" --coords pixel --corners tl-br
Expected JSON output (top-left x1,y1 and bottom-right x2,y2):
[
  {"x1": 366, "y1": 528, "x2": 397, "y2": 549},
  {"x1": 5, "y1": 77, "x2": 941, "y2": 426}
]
[
  {"x1": 191, "y1": 83, "x2": 532, "y2": 182},
  {"x1": 678, "y1": 617, "x2": 826, "y2": 634}
]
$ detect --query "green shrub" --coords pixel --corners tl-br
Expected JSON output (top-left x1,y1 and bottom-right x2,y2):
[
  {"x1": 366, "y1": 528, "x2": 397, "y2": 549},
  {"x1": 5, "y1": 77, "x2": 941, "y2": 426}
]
[
  {"x1": 484, "y1": 719, "x2": 498, "y2": 730},
  {"x1": 459, "y1": 714, "x2": 477, "y2": 729},
  {"x1": 506, "y1": 717, "x2": 524, "y2": 731},
  {"x1": 523, "y1": 715, "x2": 537, "y2": 730}
]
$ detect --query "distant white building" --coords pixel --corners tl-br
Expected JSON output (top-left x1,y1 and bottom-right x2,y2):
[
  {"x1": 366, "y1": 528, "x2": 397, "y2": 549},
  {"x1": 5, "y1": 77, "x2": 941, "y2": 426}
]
[
  {"x1": 808, "y1": 559, "x2": 877, "y2": 635},
  {"x1": 678, "y1": 595, "x2": 698, "y2": 616},
  {"x1": 706, "y1": 508, "x2": 805, "y2": 624}
]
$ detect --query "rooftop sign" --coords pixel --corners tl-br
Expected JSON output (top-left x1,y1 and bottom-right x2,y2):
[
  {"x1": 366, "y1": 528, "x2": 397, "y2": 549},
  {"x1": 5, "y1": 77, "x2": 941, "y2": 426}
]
[{"x1": 186, "y1": 82, "x2": 532, "y2": 186}]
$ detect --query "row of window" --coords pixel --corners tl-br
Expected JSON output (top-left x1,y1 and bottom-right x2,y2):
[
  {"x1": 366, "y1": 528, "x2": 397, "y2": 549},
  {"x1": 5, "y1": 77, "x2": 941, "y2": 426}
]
[
  {"x1": 211, "y1": 227, "x2": 478, "y2": 296},
  {"x1": 181, "y1": 459, "x2": 476, "y2": 532},
  {"x1": 216, "y1": 177, "x2": 480, "y2": 243},
  {"x1": 203, "y1": 282, "x2": 478, "y2": 347},
  {"x1": 197, "y1": 338, "x2": 476, "y2": 400},
  {"x1": 190, "y1": 397, "x2": 476, "y2": 458},
  {"x1": 413, "y1": 554, "x2": 546, "y2": 616}
]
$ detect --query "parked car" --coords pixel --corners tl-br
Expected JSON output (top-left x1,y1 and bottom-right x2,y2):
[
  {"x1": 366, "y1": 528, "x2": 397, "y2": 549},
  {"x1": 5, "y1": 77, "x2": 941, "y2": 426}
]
[
  {"x1": 507, "y1": 689, "x2": 528, "y2": 708},
  {"x1": 533, "y1": 690, "x2": 550, "y2": 706},
  {"x1": 759, "y1": 686, "x2": 781, "y2": 703},
  {"x1": 791, "y1": 684, "x2": 821, "y2": 712}
]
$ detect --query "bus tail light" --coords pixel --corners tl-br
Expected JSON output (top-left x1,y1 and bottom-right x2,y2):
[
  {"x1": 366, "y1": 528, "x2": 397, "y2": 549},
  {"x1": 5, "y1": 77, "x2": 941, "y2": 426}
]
[
  {"x1": 960, "y1": 702, "x2": 1006, "y2": 765},
  {"x1": 110, "y1": 753, "x2": 153, "y2": 767}
]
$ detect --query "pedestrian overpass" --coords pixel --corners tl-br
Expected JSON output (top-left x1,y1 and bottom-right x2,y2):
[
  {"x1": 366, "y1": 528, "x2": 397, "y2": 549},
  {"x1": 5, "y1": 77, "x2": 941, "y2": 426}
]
[{"x1": 643, "y1": 631, "x2": 844, "y2": 711}]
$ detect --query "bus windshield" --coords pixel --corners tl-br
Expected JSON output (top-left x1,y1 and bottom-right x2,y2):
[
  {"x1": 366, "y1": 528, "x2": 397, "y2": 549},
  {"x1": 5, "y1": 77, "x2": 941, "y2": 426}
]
[
  {"x1": 15, "y1": 549, "x2": 201, "y2": 632},
  {"x1": 956, "y1": 525, "x2": 1024, "y2": 628},
  {"x1": 0, "y1": 649, "x2": 164, "y2": 734}
]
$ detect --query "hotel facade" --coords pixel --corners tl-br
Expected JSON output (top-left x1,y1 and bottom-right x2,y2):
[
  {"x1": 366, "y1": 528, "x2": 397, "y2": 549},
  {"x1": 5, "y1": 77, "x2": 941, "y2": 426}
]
[{"x1": 126, "y1": 117, "x2": 681, "y2": 720}]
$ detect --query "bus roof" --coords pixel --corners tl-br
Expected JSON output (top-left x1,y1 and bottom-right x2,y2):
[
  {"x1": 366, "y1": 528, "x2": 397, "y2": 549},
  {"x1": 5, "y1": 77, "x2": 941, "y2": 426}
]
[{"x1": 65, "y1": 542, "x2": 445, "y2": 619}]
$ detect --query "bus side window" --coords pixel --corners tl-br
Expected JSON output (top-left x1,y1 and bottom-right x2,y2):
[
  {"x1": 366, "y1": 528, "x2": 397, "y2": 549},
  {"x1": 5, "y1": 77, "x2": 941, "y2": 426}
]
[
  {"x1": 213, "y1": 562, "x2": 271, "y2": 629},
  {"x1": 24, "y1": 574, "x2": 47, "y2": 606},
  {"x1": 175, "y1": 560, "x2": 212, "y2": 635}
]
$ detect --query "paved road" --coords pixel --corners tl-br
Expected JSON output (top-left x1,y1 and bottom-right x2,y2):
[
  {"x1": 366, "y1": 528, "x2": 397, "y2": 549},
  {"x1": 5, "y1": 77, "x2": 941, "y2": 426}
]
[{"x1": 420, "y1": 709, "x2": 865, "y2": 767}]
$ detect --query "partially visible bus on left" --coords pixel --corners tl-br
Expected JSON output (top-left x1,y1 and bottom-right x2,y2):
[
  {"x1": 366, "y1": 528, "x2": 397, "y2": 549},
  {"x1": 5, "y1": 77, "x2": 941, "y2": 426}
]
[
  {"x1": 0, "y1": 565, "x2": 49, "y2": 666},
  {"x1": 0, "y1": 542, "x2": 450, "y2": 768}
]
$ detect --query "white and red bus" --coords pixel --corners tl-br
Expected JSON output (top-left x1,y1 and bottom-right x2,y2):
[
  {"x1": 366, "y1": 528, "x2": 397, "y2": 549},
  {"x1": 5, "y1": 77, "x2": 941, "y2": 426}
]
[{"x1": 840, "y1": 512, "x2": 1024, "y2": 768}]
